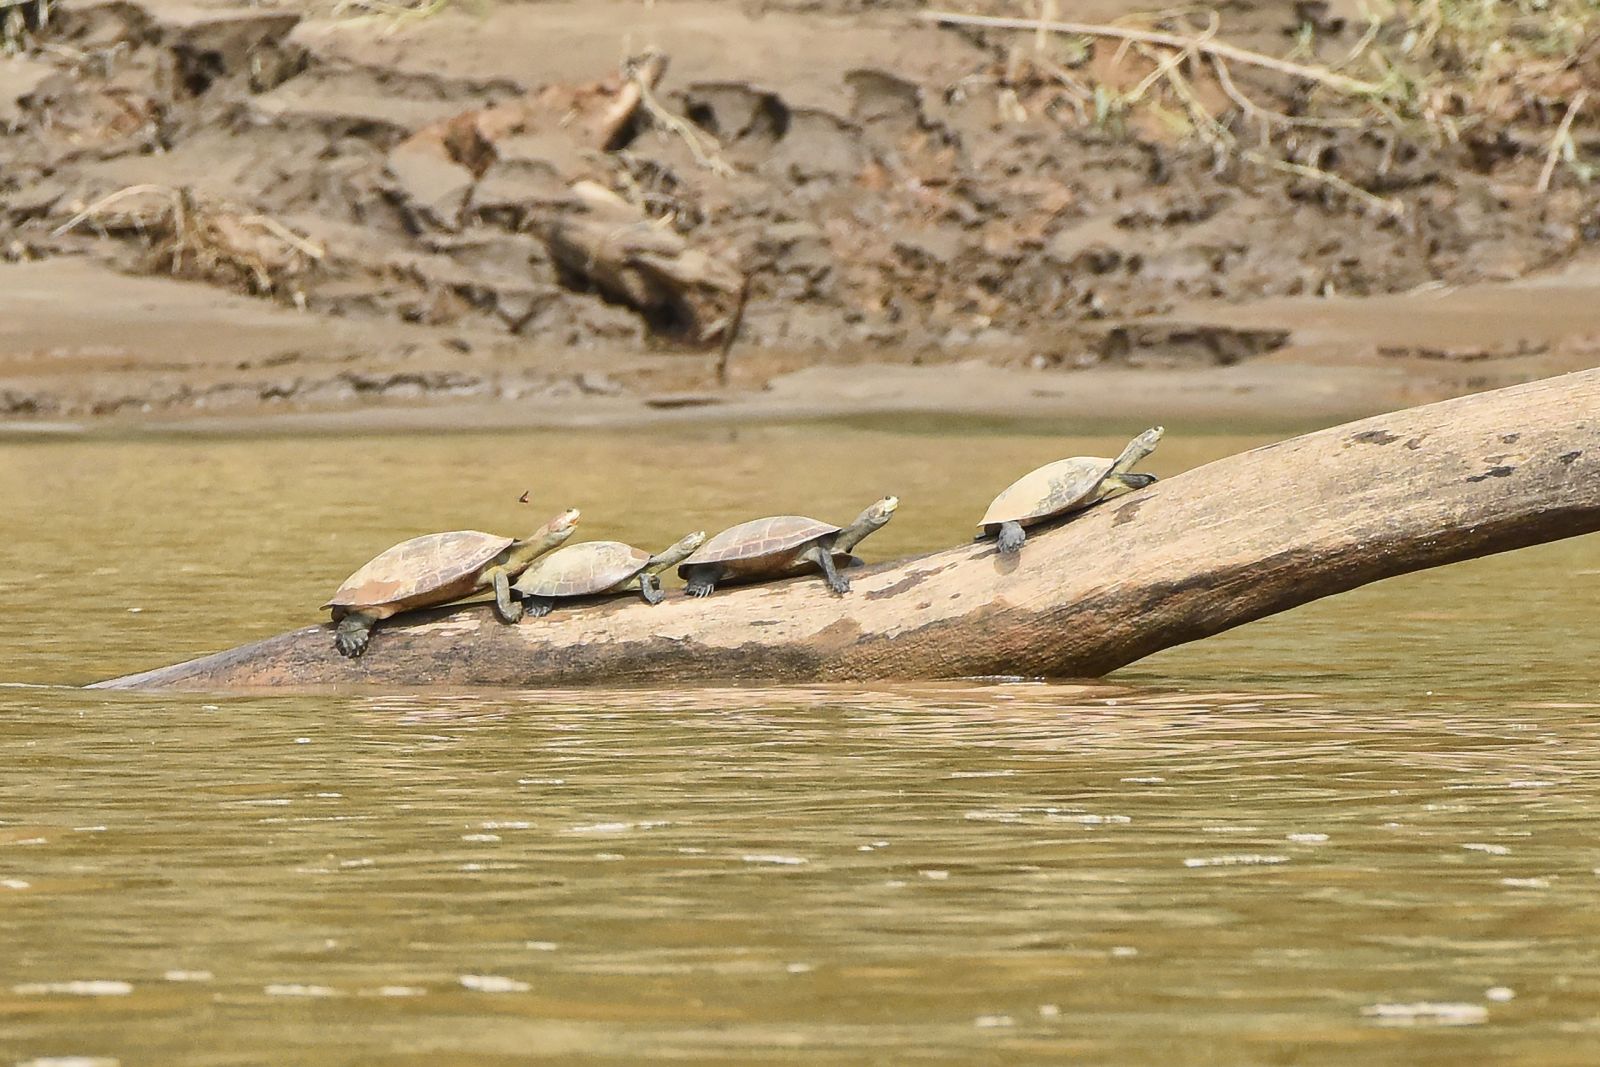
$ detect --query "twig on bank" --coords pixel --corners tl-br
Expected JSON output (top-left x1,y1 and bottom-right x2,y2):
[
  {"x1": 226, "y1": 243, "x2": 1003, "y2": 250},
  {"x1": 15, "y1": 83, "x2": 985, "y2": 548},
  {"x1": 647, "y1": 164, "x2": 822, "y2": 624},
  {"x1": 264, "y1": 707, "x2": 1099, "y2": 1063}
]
[
  {"x1": 1124, "y1": 13, "x2": 1217, "y2": 106},
  {"x1": 1536, "y1": 89, "x2": 1588, "y2": 194},
  {"x1": 1034, "y1": 0, "x2": 1055, "y2": 58},
  {"x1": 1029, "y1": 54, "x2": 1091, "y2": 123},
  {"x1": 240, "y1": 214, "x2": 327, "y2": 261},
  {"x1": 50, "y1": 184, "x2": 173, "y2": 237},
  {"x1": 626, "y1": 54, "x2": 734, "y2": 178},
  {"x1": 1242, "y1": 149, "x2": 1405, "y2": 218},
  {"x1": 714, "y1": 271, "x2": 751, "y2": 387},
  {"x1": 1209, "y1": 54, "x2": 1366, "y2": 130},
  {"x1": 330, "y1": 0, "x2": 453, "y2": 27},
  {"x1": 1334, "y1": 15, "x2": 1382, "y2": 75},
  {"x1": 1151, "y1": 51, "x2": 1231, "y2": 149},
  {"x1": 920, "y1": 10, "x2": 1386, "y2": 97},
  {"x1": 1122, "y1": 22, "x2": 1233, "y2": 150}
]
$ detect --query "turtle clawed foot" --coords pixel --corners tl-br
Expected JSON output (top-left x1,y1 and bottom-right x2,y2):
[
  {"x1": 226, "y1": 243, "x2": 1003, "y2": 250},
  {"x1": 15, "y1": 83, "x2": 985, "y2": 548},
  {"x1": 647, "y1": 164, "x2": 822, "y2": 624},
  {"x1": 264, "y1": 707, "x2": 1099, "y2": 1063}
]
[
  {"x1": 826, "y1": 576, "x2": 851, "y2": 596},
  {"x1": 641, "y1": 582, "x2": 665, "y2": 606},
  {"x1": 686, "y1": 584, "x2": 715, "y2": 598},
  {"x1": 335, "y1": 614, "x2": 376, "y2": 657},
  {"x1": 996, "y1": 522, "x2": 1026, "y2": 555},
  {"x1": 335, "y1": 631, "x2": 369, "y2": 658}
]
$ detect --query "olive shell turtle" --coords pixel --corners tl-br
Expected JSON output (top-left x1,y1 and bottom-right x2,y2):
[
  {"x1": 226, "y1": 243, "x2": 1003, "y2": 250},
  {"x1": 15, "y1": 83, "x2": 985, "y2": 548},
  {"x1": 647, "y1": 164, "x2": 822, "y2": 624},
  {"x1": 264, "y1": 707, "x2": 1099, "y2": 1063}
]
[
  {"x1": 325, "y1": 508, "x2": 580, "y2": 658},
  {"x1": 513, "y1": 531, "x2": 706, "y2": 617},
  {"x1": 678, "y1": 497, "x2": 898, "y2": 597},
  {"x1": 979, "y1": 427, "x2": 1163, "y2": 554}
]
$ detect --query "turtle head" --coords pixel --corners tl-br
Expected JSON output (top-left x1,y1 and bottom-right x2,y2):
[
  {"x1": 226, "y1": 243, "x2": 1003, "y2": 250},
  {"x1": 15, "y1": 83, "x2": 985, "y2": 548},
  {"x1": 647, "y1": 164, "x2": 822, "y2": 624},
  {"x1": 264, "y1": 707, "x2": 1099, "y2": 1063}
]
[
  {"x1": 833, "y1": 496, "x2": 898, "y2": 555},
  {"x1": 538, "y1": 507, "x2": 581, "y2": 546},
  {"x1": 1108, "y1": 427, "x2": 1165, "y2": 479},
  {"x1": 648, "y1": 530, "x2": 707, "y2": 572},
  {"x1": 507, "y1": 508, "x2": 580, "y2": 570}
]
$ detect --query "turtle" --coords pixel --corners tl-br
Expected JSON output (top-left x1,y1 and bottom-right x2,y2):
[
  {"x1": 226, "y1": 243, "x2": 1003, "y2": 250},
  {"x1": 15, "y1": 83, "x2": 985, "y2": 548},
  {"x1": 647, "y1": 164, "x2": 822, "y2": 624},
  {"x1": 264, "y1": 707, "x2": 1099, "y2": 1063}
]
[
  {"x1": 978, "y1": 426, "x2": 1164, "y2": 555},
  {"x1": 513, "y1": 530, "x2": 708, "y2": 618},
  {"x1": 678, "y1": 496, "x2": 899, "y2": 598},
  {"x1": 324, "y1": 507, "x2": 580, "y2": 658}
]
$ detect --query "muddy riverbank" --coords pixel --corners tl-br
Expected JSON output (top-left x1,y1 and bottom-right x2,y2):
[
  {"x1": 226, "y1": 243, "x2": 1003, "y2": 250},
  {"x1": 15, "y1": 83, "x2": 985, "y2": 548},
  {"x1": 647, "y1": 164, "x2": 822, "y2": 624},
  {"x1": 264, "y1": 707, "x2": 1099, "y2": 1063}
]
[{"x1": 1, "y1": 0, "x2": 1596, "y2": 428}]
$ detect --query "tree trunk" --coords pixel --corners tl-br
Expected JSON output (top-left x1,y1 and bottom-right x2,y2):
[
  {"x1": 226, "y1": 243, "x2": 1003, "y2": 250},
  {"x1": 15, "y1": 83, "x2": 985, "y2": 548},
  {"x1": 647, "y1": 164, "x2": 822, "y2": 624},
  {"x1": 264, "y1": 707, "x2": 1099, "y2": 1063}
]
[{"x1": 93, "y1": 369, "x2": 1600, "y2": 691}]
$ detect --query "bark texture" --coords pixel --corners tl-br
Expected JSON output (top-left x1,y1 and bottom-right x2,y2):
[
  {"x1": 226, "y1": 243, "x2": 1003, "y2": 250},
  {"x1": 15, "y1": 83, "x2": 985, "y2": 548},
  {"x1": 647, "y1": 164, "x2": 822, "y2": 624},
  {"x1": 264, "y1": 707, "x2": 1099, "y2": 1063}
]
[{"x1": 94, "y1": 370, "x2": 1600, "y2": 691}]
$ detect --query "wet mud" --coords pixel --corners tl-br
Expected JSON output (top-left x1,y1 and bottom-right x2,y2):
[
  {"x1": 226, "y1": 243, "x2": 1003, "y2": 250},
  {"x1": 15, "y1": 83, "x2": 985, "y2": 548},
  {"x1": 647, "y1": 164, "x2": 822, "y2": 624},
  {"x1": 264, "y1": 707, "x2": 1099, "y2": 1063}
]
[{"x1": 1, "y1": 0, "x2": 1596, "y2": 426}]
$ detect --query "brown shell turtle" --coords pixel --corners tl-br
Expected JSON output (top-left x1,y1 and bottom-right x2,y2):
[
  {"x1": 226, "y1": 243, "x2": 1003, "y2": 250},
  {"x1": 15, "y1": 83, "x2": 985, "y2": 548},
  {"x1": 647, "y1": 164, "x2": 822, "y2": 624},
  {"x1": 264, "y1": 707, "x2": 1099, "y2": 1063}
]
[
  {"x1": 512, "y1": 530, "x2": 706, "y2": 618},
  {"x1": 678, "y1": 496, "x2": 898, "y2": 598},
  {"x1": 978, "y1": 426, "x2": 1163, "y2": 554},
  {"x1": 324, "y1": 507, "x2": 580, "y2": 658}
]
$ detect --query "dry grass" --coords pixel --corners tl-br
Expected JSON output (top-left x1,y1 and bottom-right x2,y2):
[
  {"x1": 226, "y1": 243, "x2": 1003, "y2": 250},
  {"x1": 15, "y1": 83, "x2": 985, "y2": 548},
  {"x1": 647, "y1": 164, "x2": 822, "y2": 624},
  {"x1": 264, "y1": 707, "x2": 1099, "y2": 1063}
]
[
  {"x1": 1372, "y1": 1, "x2": 1597, "y2": 128},
  {"x1": 52, "y1": 186, "x2": 325, "y2": 302},
  {"x1": 928, "y1": 0, "x2": 1598, "y2": 202},
  {"x1": 329, "y1": 0, "x2": 472, "y2": 28},
  {"x1": 1, "y1": 0, "x2": 50, "y2": 54}
]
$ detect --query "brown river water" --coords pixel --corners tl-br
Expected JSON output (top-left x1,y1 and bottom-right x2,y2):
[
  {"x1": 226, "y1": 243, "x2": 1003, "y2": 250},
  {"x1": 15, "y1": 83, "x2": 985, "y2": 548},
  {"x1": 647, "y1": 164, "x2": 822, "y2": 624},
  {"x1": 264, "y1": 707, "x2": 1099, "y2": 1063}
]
[{"x1": 2, "y1": 423, "x2": 1599, "y2": 1065}]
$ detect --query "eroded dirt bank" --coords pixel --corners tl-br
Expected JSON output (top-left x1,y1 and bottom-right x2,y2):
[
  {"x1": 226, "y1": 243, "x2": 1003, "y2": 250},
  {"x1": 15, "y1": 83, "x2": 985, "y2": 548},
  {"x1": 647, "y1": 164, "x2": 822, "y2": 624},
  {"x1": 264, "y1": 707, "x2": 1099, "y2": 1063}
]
[{"x1": 1, "y1": 0, "x2": 1596, "y2": 428}]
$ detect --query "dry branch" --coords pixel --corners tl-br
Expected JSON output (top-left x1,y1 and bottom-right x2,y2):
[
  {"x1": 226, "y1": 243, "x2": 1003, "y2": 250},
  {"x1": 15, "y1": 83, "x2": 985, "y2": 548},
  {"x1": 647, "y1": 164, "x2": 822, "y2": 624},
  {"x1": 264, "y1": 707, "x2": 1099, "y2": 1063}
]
[
  {"x1": 1241, "y1": 150, "x2": 1406, "y2": 218},
  {"x1": 93, "y1": 370, "x2": 1600, "y2": 692},
  {"x1": 538, "y1": 204, "x2": 745, "y2": 345},
  {"x1": 1537, "y1": 88, "x2": 1588, "y2": 194}
]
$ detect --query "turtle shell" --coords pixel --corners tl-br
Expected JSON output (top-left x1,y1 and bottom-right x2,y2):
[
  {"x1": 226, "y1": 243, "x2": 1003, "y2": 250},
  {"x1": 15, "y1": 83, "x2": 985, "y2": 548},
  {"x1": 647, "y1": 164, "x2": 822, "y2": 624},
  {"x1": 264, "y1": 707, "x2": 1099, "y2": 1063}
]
[
  {"x1": 679, "y1": 515, "x2": 838, "y2": 574},
  {"x1": 514, "y1": 541, "x2": 650, "y2": 598},
  {"x1": 979, "y1": 456, "x2": 1115, "y2": 527},
  {"x1": 324, "y1": 530, "x2": 513, "y2": 610}
]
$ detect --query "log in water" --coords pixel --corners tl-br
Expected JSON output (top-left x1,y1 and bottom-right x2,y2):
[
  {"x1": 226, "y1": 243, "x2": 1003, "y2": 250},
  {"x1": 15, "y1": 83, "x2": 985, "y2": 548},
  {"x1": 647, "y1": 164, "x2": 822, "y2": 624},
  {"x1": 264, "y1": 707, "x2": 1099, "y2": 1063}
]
[{"x1": 93, "y1": 369, "x2": 1600, "y2": 690}]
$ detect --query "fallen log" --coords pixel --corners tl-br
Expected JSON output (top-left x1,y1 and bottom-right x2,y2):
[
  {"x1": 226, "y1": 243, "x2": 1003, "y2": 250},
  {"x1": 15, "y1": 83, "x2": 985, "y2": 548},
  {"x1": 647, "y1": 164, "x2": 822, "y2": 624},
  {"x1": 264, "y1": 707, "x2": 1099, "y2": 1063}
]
[{"x1": 94, "y1": 369, "x2": 1600, "y2": 691}]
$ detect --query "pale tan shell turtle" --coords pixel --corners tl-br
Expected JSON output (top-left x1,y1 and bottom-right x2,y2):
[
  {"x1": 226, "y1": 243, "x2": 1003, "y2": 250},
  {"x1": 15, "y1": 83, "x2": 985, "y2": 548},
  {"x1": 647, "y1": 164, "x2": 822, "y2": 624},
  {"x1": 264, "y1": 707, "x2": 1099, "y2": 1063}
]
[
  {"x1": 978, "y1": 427, "x2": 1163, "y2": 554},
  {"x1": 325, "y1": 508, "x2": 580, "y2": 658},
  {"x1": 678, "y1": 497, "x2": 899, "y2": 597},
  {"x1": 513, "y1": 531, "x2": 706, "y2": 618}
]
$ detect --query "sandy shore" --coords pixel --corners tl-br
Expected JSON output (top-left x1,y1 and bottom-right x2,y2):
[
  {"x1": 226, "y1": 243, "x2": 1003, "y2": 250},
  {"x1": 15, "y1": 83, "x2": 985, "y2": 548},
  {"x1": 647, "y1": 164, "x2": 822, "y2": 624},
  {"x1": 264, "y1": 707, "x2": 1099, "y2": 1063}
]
[{"x1": 3, "y1": 254, "x2": 1595, "y2": 436}]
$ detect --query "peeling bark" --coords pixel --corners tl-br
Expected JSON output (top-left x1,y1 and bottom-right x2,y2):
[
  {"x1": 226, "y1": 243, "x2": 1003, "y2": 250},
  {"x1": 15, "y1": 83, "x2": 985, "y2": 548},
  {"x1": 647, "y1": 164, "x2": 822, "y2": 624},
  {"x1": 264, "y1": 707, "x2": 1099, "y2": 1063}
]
[{"x1": 93, "y1": 370, "x2": 1600, "y2": 691}]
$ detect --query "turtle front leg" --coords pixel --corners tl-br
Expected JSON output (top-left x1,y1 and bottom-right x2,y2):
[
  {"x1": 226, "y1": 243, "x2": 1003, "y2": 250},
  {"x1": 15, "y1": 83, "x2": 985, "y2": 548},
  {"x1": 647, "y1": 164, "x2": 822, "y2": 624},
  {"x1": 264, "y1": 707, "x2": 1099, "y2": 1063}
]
[
  {"x1": 804, "y1": 545, "x2": 851, "y2": 595},
  {"x1": 489, "y1": 566, "x2": 523, "y2": 623},
  {"x1": 638, "y1": 573, "x2": 665, "y2": 605},
  {"x1": 334, "y1": 612, "x2": 377, "y2": 658},
  {"x1": 683, "y1": 564, "x2": 720, "y2": 598},
  {"x1": 996, "y1": 521, "x2": 1027, "y2": 555}
]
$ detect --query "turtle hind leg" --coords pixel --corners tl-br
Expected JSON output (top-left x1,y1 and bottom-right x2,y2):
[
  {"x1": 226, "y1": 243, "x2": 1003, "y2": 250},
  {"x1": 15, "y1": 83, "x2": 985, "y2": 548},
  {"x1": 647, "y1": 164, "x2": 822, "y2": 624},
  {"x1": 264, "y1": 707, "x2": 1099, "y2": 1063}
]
[
  {"x1": 334, "y1": 612, "x2": 376, "y2": 658},
  {"x1": 683, "y1": 564, "x2": 720, "y2": 598},
  {"x1": 522, "y1": 596, "x2": 556, "y2": 619},
  {"x1": 638, "y1": 573, "x2": 665, "y2": 605},
  {"x1": 996, "y1": 521, "x2": 1026, "y2": 555}
]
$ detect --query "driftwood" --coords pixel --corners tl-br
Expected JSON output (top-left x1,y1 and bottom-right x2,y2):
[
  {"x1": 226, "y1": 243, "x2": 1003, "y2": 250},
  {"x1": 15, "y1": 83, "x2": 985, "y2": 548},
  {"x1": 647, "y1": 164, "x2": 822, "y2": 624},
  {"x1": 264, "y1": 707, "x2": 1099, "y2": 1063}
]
[
  {"x1": 538, "y1": 203, "x2": 746, "y2": 346},
  {"x1": 94, "y1": 370, "x2": 1600, "y2": 691}
]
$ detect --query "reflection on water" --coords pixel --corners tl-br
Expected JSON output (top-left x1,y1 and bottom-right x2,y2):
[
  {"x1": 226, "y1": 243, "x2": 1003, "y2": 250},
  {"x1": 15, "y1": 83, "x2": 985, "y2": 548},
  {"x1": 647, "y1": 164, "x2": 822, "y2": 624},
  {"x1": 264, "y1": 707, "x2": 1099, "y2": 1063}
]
[{"x1": 2, "y1": 425, "x2": 1598, "y2": 1063}]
